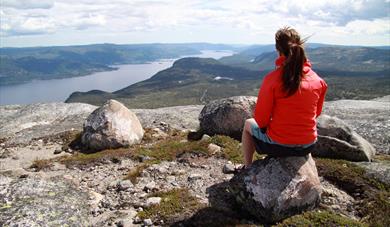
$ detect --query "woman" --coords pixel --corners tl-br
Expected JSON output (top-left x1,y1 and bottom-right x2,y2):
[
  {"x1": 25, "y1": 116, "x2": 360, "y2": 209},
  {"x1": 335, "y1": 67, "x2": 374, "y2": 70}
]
[{"x1": 242, "y1": 27, "x2": 327, "y2": 167}]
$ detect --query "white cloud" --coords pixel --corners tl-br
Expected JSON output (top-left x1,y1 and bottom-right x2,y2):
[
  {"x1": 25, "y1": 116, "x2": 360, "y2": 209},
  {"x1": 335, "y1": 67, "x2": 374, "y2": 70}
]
[
  {"x1": 0, "y1": 0, "x2": 389, "y2": 46},
  {"x1": 1, "y1": 0, "x2": 54, "y2": 9}
]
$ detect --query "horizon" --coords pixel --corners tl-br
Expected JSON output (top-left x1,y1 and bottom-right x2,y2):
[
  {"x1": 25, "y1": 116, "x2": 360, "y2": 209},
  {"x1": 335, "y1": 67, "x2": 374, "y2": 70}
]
[
  {"x1": 1, "y1": 0, "x2": 389, "y2": 48},
  {"x1": 1, "y1": 41, "x2": 390, "y2": 49}
]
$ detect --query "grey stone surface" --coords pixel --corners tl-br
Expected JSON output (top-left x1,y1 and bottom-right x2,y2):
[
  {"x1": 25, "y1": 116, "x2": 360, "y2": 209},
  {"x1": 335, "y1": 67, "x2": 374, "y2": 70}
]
[
  {"x1": 0, "y1": 176, "x2": 90, "y2": 226},
  {"x1": 82, "y1": 99, "x2": 144, "y2": 151},
  {"x1": 229, "y1": 154, "x2": 322, "y2": 223},
  {"x1": 355, "y1": 160, "x2": 390, "y2": 185},
  {"x1": 199, "y1": 96, "x2": 257, "y2": 140},
  {"x1": 314, "y1": 114, "x2": 376, "y2": 161},
  {"x1": 323, "y1": 97, "x2": 390, "y2": 154},
  {"x1": 0, "y1": 102, "x2": 97, "y2": 145}
]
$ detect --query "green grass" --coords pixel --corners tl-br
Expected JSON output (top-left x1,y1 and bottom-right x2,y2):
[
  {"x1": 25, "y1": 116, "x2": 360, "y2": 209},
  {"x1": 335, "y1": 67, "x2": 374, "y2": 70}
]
[
  {"x1": 30, "y1": 159, "x2": 53, "y2": 171},
  {"x1": 315, "y1": 158, "x2": 390, "y2": 226},
  {"x1": 276, "y1": 210, "x2": 367, "y2": 227},
  {"x1": 124, "y1": 164, "x2": 149, "y2": 184},
  {"x1": 211, "y1": 135, "x2": 265, "y2": 163},
  {"x1": 137, "y1": 188, "x2": 202, "y2": 222},
  {"x1": 58, "y1": 148, "x2": 132, "y2": 167}
]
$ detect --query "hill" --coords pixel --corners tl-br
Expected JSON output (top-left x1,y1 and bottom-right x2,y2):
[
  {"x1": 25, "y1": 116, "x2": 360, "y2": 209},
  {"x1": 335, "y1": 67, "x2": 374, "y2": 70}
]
[
  {"x1": 66, "y1": 57, "x2": 266, "y2": 108},
  {"x1": 0, "y1": 43, "x2": 238, "y2": 85},
  {"x1": 220, "y1": 46, "x2": 390, "y2": 74},
  {"x1": 66, "y1": 45, "x2": 390, "y2": 108}
]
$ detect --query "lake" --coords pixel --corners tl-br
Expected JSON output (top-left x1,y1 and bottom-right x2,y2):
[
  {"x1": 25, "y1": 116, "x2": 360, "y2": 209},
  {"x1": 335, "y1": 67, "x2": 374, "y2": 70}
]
[{"x1": 0, "y1": 50, "x2": 233, "y2": 105}]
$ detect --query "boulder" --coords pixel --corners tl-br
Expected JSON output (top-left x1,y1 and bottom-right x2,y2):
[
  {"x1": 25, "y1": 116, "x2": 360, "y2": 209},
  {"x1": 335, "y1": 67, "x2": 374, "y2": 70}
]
[
  {"x1": 228, "y1": 154, "x2": 322, "y2": 223},
  {"x1": 313, "y1": 115, "x2": 376, "y2": 161},
  {"x1": 82, "y1": 99, "x2": 144, "y2": 151},
  {"x1": 199, "y1": 96, "x2": 257, "y2": 140}
]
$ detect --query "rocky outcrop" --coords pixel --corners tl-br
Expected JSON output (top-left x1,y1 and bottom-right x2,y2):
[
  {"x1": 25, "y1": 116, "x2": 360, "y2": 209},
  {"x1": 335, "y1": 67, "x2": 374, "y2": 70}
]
[
  {"x1": 199, "y1": 96, "x2": 257, "y2": 140},
  {"x1": 82, "y1": 100, "x2": 144, "y2": 151},
  {"x1": 313, "y1": 115, "x2": 376, "y2": 161},
  {"x1": 323, "y1": 97, "x2": 390, "y2": 154},
  {"x1": 0, "y1": 102, "x2": 97, "y2": 145},
  {"x1": 229, "y1": 154, "x2": 322, "y2": 223},
  {"x1": 0, "y1": 176, "x2": 90, "y2": 226}
]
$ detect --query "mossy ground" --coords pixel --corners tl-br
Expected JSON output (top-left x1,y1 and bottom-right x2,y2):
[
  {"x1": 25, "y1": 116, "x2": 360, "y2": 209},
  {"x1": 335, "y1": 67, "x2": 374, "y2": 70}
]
[
  {"x1": 276, "y1": 210, "x2": 367, "y2": 227},
  {"x1": 137, "y1": 188, "x2": 203, "y2": 223},
  {"x1": 315, "y1": 158, "x2": 390, "y2": 227},
  {"x1": 123, "y1": 163, "x2": 149, "y2": 184},
  {"x1": 30, "y1": 159, "x2": 54, "y2": 171}
]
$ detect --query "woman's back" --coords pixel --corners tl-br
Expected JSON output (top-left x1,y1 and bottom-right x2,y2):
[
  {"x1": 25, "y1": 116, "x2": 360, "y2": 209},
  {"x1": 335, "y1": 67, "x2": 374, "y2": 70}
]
[{"x1": 255, "y1": 56, "x2": 327, "y2": 145}]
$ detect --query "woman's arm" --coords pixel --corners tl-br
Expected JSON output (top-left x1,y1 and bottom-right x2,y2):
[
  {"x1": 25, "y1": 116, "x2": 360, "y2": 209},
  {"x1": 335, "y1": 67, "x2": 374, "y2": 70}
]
[
  {"x1": 253, "y1": 75, "x2": 274, "y2": 129},
  {"x1": 316, "y1": 80, "x2": 328, "y2": 118}
]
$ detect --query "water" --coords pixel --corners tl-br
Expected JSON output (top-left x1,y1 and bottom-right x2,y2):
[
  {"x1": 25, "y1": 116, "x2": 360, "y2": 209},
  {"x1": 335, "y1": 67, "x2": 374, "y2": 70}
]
[{"x1": 0, "y1": 50, "x2": 233, "y2": 105}]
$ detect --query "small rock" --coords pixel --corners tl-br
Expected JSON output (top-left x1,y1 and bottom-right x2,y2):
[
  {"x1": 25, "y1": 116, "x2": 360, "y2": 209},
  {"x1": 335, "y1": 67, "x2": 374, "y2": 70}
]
[
  {"x1": 166, "y1": 176, "x2": 176, "y2": 183},
  {"x1": 53, "y1": 149, "x2": 62, "y2": 155},
  {"x1": 143, "y1": 219, "x2": 153, "y2": 226},
  {"x1": 145, "y1": 197, "x2": 162, "y2": 207},
  {"x1": 138, "y1": 155, "x2": 152, "y2": 163},
  {"x1": 137, "y1": 207, "x2": 144, "y2": 212},
  {"x1": 222, "y1": 163, "x2": 236, "y2": 174},
  {"x1": 201, "y1": 134, "x2": 211, "y2": 141},
  {"x1": 157, "y1": 166, "x2": 168, "y2": 173},
  {"x1": 187, "y1": 130, "x2": 203, "y2": 141},
  {"x1": 188, "y1": 174, "x2": 202, "y2": 181},
  {"x1": 144, "y1": 181, "x2": 156, "y2": 192},
  {"x1": 118, "y1": 180, "x2": 133, "y2": 191},
  {"x1": 208, "y1": 143, "x2": 221, "y2": 154},
  {"x1": 133, "y1": 216, "x2": 142, "y2": 224},
  {"x1": 152, "y1": 128, "x2": 168, "y2": 139}
]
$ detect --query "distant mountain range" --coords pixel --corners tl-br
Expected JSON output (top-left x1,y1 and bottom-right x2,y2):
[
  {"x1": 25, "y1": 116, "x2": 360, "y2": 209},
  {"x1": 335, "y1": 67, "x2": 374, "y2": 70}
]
[
  {"x1": 66, "y1": 44, "x2": 390, "y2": 108},
  {"x1": 1, "y1": 42, "x2": 389, "y2": 107},
  {"x1": 220, "y1": 45, "x2": 390, "y2": 74},
  {"x1": 0, "y1": 43, "x2": 238, "y2": 85}
]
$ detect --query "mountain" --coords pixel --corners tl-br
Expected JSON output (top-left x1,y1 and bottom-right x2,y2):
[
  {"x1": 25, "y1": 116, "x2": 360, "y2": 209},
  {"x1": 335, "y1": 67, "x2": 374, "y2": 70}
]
[
  {"x1": 220, "y1": 46, "x2": 390, "y2": 75},
  {"x1": 66, "y1": 57, "x2": 265, "y2": 108},
  {"x1": 0, "y1": 43, "x2": 239, "y2": 85},
  {"x1": 66, "y1": 46, "x2": 390, "y2": 108}
]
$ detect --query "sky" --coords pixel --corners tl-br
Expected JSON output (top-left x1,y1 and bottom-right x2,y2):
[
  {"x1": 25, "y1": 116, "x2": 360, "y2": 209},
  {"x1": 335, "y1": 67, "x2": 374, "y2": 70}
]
[{"x1": 1, "y1": 0, "x2": 389, "y2": 47}]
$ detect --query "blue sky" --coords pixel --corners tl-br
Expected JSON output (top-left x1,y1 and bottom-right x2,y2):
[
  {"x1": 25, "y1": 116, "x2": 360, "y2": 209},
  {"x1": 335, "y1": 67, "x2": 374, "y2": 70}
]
[{"x1": 1, "y1": 0, "x2": 389, "y2": 47}]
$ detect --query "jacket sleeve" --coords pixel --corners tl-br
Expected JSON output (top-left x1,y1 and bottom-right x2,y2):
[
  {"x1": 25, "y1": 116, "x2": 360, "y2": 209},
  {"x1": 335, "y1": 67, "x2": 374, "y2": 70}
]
[
  {"x1": 316, "y1": 79, "x2": 328, "y2": 118},
  {"x1": 254, "y1": 75, "x2": 274, "y2": 128}
]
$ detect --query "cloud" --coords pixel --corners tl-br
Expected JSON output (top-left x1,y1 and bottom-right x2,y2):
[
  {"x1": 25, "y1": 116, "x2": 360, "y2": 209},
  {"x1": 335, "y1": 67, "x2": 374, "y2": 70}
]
[
  {"x1": 1, "y1": 0, "x2": 54, "y2": 9},
  {"x1": 0, "y1": 0, "x2": 389, "y2": 46}
]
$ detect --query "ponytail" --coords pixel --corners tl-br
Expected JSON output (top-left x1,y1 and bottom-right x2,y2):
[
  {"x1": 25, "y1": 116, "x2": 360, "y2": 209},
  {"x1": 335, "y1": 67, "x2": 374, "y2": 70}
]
[
  {"x1": 275, "y1": 27, "x2": 307, "y2": 97},
  {"x1": 282, "y1": 43, "x2": 306, "y2": 96}
]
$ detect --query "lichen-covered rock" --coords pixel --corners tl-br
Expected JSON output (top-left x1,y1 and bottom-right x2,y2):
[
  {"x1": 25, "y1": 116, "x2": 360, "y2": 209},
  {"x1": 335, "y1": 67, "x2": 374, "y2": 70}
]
[
  {"x1": 82, "y1": 99, "x2": 144, "y2": 151},
  {"x1": 199, "y1": 96, "x2": 257, "y2": 140},
  {"x1": 228, "y1": 154, "x2": 322, "y2": 223},
  {"x1": 314, "y1": 115, "x2": 376, "y2": 161},
  {"x1": 0, "y1": 176, "x2": 90, "y2": 226}
]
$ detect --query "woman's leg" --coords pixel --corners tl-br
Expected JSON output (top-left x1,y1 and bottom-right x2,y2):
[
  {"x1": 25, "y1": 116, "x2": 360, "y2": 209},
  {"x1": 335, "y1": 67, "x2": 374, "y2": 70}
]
[{"x1": 242, "y1": 118, "x2": 257, "y2": 167}]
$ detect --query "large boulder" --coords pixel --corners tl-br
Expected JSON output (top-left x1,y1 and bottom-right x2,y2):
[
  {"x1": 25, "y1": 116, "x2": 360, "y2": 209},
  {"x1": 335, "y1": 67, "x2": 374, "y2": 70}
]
[
  {"x1": 199, "y1": 96, "x2": 257, "y2": 140},
  {"x1": 228, "y1": 154, "x2": 322, "y2": 223},
  {"x1": 313, "y1": 115, "x2": 376, "y2": 161},
  {"x1": 82, "y1": 99, "x2": 144, "y2": 151}
]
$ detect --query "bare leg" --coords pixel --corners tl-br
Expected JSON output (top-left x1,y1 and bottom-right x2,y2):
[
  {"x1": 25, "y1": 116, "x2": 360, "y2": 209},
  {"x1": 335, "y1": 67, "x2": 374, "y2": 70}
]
[{"x1": 242, "y1": 118, "x2": 257, "y2": 167}]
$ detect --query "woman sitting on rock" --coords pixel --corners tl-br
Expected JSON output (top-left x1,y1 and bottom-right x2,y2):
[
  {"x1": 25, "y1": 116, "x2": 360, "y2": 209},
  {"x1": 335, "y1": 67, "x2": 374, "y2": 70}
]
[{"x1": 241, "y1": 27, "x2": 328, "y2": 168}]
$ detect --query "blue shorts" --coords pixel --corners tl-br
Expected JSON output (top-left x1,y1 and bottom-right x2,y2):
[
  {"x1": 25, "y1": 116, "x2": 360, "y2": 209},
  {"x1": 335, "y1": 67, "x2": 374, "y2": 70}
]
[{"x1": 250, "y1": 121, "x2": 316, "y2": 149}]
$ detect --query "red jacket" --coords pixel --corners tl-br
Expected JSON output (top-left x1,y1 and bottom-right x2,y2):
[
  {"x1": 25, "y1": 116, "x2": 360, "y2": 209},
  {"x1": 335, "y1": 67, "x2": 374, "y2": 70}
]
[{"x1": 253, "y1": 55, "x2": 327, "y2": 145}]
